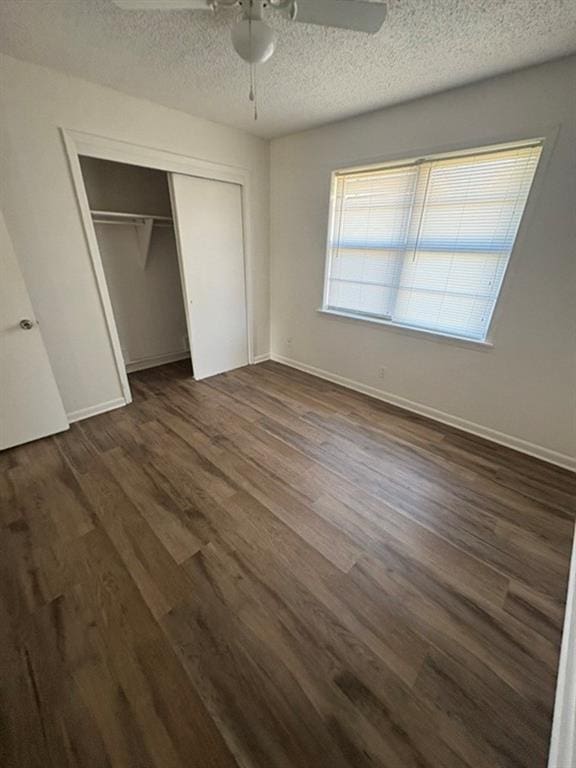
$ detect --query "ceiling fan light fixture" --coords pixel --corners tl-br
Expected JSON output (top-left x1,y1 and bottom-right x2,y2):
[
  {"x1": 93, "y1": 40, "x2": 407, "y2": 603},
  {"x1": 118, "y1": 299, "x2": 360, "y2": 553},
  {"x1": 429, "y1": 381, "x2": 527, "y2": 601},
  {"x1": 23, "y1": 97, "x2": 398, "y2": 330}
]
[{"x1": 231, "y1": 17, "x2": 276, "y2": 63}]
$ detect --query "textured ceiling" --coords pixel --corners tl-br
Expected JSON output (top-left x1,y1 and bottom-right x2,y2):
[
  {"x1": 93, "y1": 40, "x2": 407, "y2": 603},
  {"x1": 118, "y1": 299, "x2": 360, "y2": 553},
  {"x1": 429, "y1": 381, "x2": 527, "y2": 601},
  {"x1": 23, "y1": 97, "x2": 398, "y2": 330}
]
[{"x1": 0, "y1": 0, "x2": 575, "y2": 138}]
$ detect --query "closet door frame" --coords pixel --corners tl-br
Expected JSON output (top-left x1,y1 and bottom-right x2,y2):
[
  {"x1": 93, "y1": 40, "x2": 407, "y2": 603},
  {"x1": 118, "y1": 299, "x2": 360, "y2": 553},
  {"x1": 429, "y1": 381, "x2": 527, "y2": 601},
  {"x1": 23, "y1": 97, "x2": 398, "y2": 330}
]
[{"x1": 62, "y1": 128, "x2": 256, "y2": 404}]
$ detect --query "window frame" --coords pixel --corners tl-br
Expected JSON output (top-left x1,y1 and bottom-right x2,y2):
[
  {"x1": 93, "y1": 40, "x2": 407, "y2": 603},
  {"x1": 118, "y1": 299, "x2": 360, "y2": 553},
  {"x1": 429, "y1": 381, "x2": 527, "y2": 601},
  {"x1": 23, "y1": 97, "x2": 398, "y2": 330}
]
[{"x1": 320, "y1": 137, "x2": 546, "y2": 347}]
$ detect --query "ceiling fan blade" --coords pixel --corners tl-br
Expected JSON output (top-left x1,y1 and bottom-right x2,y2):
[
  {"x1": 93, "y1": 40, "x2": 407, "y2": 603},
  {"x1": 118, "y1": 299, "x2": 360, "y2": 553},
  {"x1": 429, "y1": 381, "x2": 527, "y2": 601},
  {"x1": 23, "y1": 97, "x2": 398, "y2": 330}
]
[
  {"x1": 112, "y1": 0, "x2": 211, "y2": 10},
  {"x1": 292, "y1": 0, "x2": 386, "y2": 34}
]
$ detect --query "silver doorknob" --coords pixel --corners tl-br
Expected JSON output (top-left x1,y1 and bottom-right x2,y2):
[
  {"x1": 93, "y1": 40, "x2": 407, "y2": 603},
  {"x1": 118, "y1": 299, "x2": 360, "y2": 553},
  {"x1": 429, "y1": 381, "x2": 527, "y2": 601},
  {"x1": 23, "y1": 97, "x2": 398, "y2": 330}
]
[{"x1": 19, "y1": 319, "x2": 34, "y2": 330}]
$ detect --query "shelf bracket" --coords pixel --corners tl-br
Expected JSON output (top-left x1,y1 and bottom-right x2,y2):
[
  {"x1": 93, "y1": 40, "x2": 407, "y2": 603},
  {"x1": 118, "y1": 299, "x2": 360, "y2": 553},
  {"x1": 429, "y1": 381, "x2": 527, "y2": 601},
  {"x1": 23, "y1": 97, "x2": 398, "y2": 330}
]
[{"x1": 136, "y1": 217, "x2": 154, "y2": 269}]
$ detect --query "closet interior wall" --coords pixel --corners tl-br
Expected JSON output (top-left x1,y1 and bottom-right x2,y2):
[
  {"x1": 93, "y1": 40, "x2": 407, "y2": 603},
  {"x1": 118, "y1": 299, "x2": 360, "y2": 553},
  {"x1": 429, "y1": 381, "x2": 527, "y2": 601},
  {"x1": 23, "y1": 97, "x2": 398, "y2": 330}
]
[{"x1": 79, "y1": 157, "x2": 190, "y2": 373}]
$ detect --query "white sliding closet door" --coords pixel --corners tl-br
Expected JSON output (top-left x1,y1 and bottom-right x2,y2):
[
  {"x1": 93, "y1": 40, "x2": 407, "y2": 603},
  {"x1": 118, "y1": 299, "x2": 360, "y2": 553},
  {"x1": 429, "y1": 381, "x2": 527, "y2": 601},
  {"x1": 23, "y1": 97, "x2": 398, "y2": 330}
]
[
  {"x1": 0, "y1": 210, "x2": 68, "y2": 449},
  {"x1": 169, "y1": 174, "x2": 249, "y2": 380}
]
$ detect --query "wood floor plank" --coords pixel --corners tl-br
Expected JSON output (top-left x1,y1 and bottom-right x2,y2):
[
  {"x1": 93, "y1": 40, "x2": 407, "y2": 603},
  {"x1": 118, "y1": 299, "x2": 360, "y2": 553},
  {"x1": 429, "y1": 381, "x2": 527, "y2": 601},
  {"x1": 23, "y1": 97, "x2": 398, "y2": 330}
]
[
  {"x1": 63, "y1": 527, "x2": 239, "y2": 768},
  {"x1": 142, "y1": 405, "x2": 362, "y2": 573},
  {"x1": 311, "y1": 492, "x2": 510, "y2": 607},
  {"x1": 13, "y1": 598, "x2": 113, "y2": 768},
  {"x1": 101, "y1": 446, "x2": 203, "y2": 564},
  {"x1": 178, "y1": 543, "x2": 400, "y2": 768},
  {"x1": 186, "y1": 517, "x2": 470, "y2": 768},
  {"x1": 413, "y1": 647, "x2": 549, "y2": 768},
  {"x1": 166, "y1": 548, "x2": 362, "y2": 768},
  {"x1": 344, "y1": 554, "x2": 557, "y2": 715},
  {"x1": 503, "y1": 580, "x2": 565, "y2": 644},
  {"x1": 0, "y1": 599, "x2": 60, "y2": 768},
  {"x1": 174, "y1": 536, "x2": 464, "y2": 768},
  {"x1": 1, "y1": 360, "x2": 573, "y2": 768},
  {"x1": 70, "y1": 460, "x2": 197, "y2": 620},
  {"x1": 254, "y1": 416, "x2": 569, "y2": 599},
  {"x1": 257, "y1": 361, "x2": 576, "y2": 512},
  {"x1": 300, "y1": 407, "x2": 574, "y2": 551}
]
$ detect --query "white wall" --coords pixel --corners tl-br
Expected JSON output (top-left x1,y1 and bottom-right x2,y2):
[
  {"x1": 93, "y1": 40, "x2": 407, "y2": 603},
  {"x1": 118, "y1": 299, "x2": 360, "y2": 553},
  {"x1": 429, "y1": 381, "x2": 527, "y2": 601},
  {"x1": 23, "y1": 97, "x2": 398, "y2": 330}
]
[
  {"x1": 270, "y1": 56, "x2": 576, "y2": 467},
  {"x1": 94, "y1": 225, "x2": 189, "y2": 369},
  {"x1": 0, "y1": 54, "x2": 270, "y2": 417}
]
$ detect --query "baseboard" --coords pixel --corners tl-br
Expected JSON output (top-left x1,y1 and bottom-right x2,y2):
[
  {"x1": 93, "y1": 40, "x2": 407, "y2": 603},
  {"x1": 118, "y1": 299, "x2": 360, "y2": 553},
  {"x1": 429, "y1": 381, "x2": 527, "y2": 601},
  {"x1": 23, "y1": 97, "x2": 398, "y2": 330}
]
[
  {"x1": 67, "y1": 397, "x2": 126, "y2": 423},
  {"x1": 125, "y1": 350, "x2": 189, "y2": 373},
  {"x1": 252, "y1": 353, "x2": 270, "y2": 364},
  {"x1": 270, "y1": 354, "x2": 575, "y2": 473},
  {"x1": 548, "y1": 531, "x2": 576, "y2": 767}
]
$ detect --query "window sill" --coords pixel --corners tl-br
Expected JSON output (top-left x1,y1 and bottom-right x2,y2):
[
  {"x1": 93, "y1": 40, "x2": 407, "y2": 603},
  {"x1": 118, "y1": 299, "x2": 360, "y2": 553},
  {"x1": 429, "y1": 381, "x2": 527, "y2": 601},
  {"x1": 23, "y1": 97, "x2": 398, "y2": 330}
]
[{"x1": 317, "y1": 308, "x2": 494, "y2": 349}]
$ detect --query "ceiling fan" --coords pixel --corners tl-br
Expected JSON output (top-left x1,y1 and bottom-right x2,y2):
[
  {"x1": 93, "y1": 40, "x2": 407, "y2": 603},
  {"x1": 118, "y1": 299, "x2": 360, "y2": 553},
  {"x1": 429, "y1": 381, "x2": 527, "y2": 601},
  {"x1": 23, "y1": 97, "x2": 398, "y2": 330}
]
[
  {"x1": 113, "y1": 0, "x2": 387, "y2": 64},
  {"x1": 113, "y1": 0, "x2": 387, "y2": 119}
]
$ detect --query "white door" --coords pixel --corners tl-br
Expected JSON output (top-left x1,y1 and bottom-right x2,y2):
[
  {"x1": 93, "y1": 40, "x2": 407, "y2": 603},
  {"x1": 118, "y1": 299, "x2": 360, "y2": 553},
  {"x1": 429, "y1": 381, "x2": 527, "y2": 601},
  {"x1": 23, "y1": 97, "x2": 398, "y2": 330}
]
[
  {"x1": 169, "y1": 174, "x2": 249, "y2": 380},
  {"x1": 0, "y1": 211, "x2": 68, "y2": 450}
]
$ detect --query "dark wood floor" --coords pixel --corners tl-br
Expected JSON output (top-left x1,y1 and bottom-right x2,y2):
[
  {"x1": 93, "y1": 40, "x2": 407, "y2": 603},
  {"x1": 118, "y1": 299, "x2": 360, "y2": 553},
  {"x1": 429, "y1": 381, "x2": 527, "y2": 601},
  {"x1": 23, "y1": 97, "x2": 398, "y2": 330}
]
[{"x1": 1, "y1": 361, "x2": 574, "y2": 768}]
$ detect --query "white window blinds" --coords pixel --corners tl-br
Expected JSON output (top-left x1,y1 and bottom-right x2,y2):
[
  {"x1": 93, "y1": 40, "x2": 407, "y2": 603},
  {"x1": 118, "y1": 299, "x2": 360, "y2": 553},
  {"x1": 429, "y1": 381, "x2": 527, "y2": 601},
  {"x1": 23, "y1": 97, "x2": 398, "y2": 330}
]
[{"x1": 324, "y1": 141, "x2": 542, "y2": 341}]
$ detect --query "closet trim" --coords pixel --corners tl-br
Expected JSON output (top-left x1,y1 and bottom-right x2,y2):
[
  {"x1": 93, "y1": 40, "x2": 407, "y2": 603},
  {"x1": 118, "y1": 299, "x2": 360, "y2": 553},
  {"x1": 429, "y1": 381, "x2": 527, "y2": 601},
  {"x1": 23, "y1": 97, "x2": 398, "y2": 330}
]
[{"x1": 61, "y1": 127, "x2": 256, "y2": 405}]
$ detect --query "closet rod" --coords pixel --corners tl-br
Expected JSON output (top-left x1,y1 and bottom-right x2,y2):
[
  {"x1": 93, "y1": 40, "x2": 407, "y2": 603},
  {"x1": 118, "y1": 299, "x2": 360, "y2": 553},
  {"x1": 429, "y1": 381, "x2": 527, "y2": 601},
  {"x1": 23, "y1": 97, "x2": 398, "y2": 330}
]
[
  {"x1": 92, "y1": 218, "x2": 173, "y2": 228},
  {"x1": 90, "y1": 209, "x2": 173, "y2": 222}
]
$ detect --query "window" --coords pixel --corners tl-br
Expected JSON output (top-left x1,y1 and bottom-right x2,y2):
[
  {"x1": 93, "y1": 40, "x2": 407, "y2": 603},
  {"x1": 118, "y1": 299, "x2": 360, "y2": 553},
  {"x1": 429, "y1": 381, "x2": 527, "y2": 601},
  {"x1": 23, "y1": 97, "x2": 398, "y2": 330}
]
[{"x1": 322, "y1": 141, "x2": 542, "y2": 342}]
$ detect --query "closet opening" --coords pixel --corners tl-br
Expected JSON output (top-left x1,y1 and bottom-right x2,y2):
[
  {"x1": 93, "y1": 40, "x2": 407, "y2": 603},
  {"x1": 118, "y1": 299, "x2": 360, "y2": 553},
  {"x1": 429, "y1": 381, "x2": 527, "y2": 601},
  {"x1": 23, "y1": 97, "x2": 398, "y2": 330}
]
[
  {"x1": 78, "y1": 156, "x2": 193, "y2": 390},
  {"x1": 69, "y1": 128, "x2": 251, "y2": 408}
]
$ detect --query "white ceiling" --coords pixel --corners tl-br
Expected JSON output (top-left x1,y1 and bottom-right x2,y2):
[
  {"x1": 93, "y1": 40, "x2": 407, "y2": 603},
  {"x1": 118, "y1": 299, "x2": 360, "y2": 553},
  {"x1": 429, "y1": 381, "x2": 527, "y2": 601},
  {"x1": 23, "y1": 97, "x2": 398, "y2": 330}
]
[{"x1": 0, "y1": 0, "x2": 575, "y2": 138}]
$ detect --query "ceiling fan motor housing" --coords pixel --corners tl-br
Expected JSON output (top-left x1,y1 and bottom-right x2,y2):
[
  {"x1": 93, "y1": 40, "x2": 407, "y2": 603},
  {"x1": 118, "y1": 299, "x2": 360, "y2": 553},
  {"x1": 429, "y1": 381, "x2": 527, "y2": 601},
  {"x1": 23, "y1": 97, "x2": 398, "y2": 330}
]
[
  {"x1": 231, "y1": 17, "x2": 277, "y2": 63},
  {"x1": 231, "y1": 0, "x2": 277, "y2": 64}
]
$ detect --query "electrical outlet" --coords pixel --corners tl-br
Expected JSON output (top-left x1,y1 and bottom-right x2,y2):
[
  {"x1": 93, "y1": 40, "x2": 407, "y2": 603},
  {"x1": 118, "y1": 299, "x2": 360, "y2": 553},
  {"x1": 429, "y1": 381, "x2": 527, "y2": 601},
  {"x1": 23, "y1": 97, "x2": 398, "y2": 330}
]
[{"x1": 377, "y1": 366, "x2": 387, "y2": 379}]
